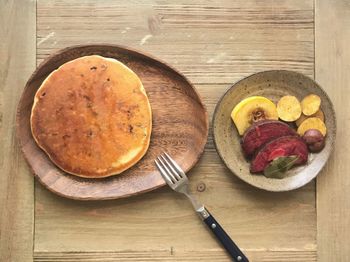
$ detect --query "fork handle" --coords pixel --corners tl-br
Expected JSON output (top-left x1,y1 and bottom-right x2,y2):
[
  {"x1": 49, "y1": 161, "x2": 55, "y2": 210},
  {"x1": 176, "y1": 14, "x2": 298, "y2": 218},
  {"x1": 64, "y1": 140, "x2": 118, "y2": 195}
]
[{"x1": 202, "y1": 209, "x2": 249, "y2": 262}]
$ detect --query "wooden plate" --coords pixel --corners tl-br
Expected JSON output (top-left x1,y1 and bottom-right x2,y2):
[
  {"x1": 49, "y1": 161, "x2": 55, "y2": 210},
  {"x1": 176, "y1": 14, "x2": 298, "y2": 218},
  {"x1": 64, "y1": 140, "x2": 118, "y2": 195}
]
[
  {"x1": 16, "y1": 45, "x2": 208, "y2": 200},
  {"x1": 213, "y1": 70, "x2": 336, "y2": 191}
]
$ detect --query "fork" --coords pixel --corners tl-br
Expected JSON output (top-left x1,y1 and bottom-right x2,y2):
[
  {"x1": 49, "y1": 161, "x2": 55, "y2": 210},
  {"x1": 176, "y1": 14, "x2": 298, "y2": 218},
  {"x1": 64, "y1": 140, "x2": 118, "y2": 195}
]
[{"x1": 155, "y1": 153, "x2": 249, "y2": 262}]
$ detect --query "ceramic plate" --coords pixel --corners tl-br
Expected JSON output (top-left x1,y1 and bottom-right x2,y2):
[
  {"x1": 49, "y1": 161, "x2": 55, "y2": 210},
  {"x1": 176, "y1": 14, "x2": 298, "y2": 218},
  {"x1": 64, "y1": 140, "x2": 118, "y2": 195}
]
[{"x1": 213, "y1": 70, "x2": 336, "y2": 191}]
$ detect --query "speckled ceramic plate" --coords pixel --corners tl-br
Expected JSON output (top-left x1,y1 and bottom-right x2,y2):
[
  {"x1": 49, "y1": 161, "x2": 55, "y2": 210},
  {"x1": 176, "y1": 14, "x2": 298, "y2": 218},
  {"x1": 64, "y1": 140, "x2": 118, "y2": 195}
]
[{"x1": 213, "y1": 70, "x2": 336, "y2": 191}]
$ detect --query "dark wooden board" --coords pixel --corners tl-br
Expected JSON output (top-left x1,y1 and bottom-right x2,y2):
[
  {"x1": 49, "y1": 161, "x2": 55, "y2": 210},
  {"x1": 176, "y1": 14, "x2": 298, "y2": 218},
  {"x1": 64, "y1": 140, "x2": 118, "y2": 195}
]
[{"x1": 16, "y1": 44, "x2": 208, "y2": 200}]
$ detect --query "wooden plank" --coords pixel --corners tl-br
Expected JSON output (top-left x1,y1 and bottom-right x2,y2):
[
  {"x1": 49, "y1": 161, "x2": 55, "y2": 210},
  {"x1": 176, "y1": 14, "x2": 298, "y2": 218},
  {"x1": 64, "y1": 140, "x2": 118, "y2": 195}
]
[
  {"x1": 35, "y1": 150, "x2": 316, "y2": 252},
  {"x1": 34, "y1": 250, "x2": 316, "y2": 262},
  {"x1": 0, "y1": 0, "x2": 36, "y2": 261},
  {"x1": 35, "y1": 0, "x2": 317, "y2": 259},
  {"x1": 36, "y1": 0, "x2": 314, "y2": 84},
  {"x1": 315, "y1": 0, "x2": 350, "y2": 261}
]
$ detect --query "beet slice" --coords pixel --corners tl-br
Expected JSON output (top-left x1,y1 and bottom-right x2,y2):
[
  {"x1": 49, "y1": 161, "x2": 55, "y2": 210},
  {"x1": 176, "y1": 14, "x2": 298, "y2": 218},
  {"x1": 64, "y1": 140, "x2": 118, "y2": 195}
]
[
  {"x1": 241, "y1": 120, "x2": 297, "y2": 158},
  {"x1": 250, "y1": 135, "x2": 308, "y2": 173}
]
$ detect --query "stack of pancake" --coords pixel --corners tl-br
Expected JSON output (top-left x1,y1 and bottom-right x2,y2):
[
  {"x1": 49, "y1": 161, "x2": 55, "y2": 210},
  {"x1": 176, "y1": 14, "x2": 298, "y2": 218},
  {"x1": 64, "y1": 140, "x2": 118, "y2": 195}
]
[{"x1": 31, "y1": 55, "x2": 152, "y2": 178}]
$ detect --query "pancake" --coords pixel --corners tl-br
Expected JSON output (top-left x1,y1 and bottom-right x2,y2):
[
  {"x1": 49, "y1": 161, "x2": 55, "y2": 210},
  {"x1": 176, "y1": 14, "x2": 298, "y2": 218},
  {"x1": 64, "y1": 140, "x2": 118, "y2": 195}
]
[{"x1": 30, "y1": 55, "x2": 152, "y2": 178}]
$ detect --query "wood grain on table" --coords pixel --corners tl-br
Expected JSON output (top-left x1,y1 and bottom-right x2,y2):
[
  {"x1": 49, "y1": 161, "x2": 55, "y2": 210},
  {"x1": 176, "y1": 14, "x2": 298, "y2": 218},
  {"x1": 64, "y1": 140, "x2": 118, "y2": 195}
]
[
  {"x1": 1, "y1": 0, "x2": 349, "y2": 261},
  {"x1": 0, "y1": 0, "x2": 36, "y2": 261},
  {"x1": 316, "y1": 0, "x2": 350, "y2": 261}
]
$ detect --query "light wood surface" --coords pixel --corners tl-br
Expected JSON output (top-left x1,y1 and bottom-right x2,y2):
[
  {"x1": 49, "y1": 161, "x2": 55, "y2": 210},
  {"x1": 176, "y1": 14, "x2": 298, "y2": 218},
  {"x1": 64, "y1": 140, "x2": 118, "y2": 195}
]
[
  {"x1": 0, "y1": 0, "x2": 36, "y2": 261},
  {"x1": 34, "y1": 156, "x2": 316, "y2": 251},
  {"x1": 33, "y1": 250, "x2": 317, "y2": 261},
  {"x1": 315, "y1": 0, "x2": 350, "y2": 261},
  {"x1": 36, "y1": 0, "x2": 314, "y2": 84},
  {"x1": 1, "y1": 0, "x2": 349, "y2": 261},
  {"x1": 34, "y1": 1, "x2": 316, "y2": 261},
  {"x1": 17, "y1": 44, "x2": 208, "y2": 200}
]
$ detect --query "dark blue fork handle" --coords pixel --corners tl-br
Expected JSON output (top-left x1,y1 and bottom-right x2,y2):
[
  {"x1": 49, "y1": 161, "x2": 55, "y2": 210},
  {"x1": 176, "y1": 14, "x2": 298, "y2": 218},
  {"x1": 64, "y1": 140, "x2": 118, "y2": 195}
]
[{"x1": 203, "y1": 211, "x2": 249, "y2": 262}]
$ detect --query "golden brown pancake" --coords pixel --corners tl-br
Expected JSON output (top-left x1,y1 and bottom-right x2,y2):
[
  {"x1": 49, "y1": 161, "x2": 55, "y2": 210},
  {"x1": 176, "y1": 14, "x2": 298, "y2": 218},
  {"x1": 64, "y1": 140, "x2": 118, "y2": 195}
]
[{"x1": 31, "y1": 55, "x2": 152, "y2": 178}]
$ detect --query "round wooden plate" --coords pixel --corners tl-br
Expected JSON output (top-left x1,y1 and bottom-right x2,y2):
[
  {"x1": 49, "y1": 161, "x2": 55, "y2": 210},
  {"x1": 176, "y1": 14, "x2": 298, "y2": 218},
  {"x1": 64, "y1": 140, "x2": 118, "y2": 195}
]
[
  {"x1": 213, "y1": 70, "x2": 336, "y2": 191},
  {"x1": 16, "y1": 44, "x2": 208, "y2": 200}
]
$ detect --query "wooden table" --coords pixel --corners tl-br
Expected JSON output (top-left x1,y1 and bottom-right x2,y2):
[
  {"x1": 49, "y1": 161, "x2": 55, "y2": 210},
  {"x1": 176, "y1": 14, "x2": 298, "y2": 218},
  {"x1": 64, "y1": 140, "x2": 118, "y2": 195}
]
[{"x1": 1, "y1": 0, "x2": 349, "y2": 261}]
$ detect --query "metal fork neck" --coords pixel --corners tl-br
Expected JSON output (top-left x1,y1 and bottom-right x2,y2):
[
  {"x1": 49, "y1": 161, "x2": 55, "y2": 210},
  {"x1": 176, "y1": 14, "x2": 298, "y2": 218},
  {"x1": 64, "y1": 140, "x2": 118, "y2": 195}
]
[
  {"x1": 183, "y1": 192, "x2": 208, "y2": 219},
  {"x1": 196, "y1": 206, "x2": 210, "y2": 220}
]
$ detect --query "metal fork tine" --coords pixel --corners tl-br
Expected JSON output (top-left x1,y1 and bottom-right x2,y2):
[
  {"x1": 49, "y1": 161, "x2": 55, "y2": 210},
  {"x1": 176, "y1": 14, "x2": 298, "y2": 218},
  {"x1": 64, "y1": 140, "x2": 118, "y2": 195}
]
[
  {"x1": 155, "y1": 159, "x2": 174, "y2": 185},
  {"x1": 160, "y1": 154, "x2": 182, "y2": 180},
  {"x1": 157, "y1": 156, "x2": 177, "y2": 182},
  {"x1": 164, "y1": 152, "x2": 185, "y2": 177}
]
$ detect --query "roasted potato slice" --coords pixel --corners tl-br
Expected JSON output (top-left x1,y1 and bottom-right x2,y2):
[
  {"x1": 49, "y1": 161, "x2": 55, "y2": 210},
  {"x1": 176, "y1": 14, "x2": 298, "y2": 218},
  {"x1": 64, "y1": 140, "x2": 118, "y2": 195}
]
[
  {"x1": 301, "y1": 94, "x2": 321, "y2": 116},
  {"x1": 277, "y1": 95, "x2": 302, "y2": 122},
  {"x1": 297, "y1": 117, "x2": 327, "y2": 136},
  {"x1": 296, "y1": 109, "x2": 324, "y2": 127}
]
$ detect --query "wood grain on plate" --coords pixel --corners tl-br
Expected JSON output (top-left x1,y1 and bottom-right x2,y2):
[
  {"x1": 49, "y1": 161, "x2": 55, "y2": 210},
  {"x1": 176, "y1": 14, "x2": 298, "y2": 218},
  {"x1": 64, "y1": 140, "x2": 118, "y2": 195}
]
[
  {"x1": 16, "y1": 44, "x2": 208, "y2": 200},
  {"x1": 213, "y1": 70, "x2": 336, "y2": 191}
]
